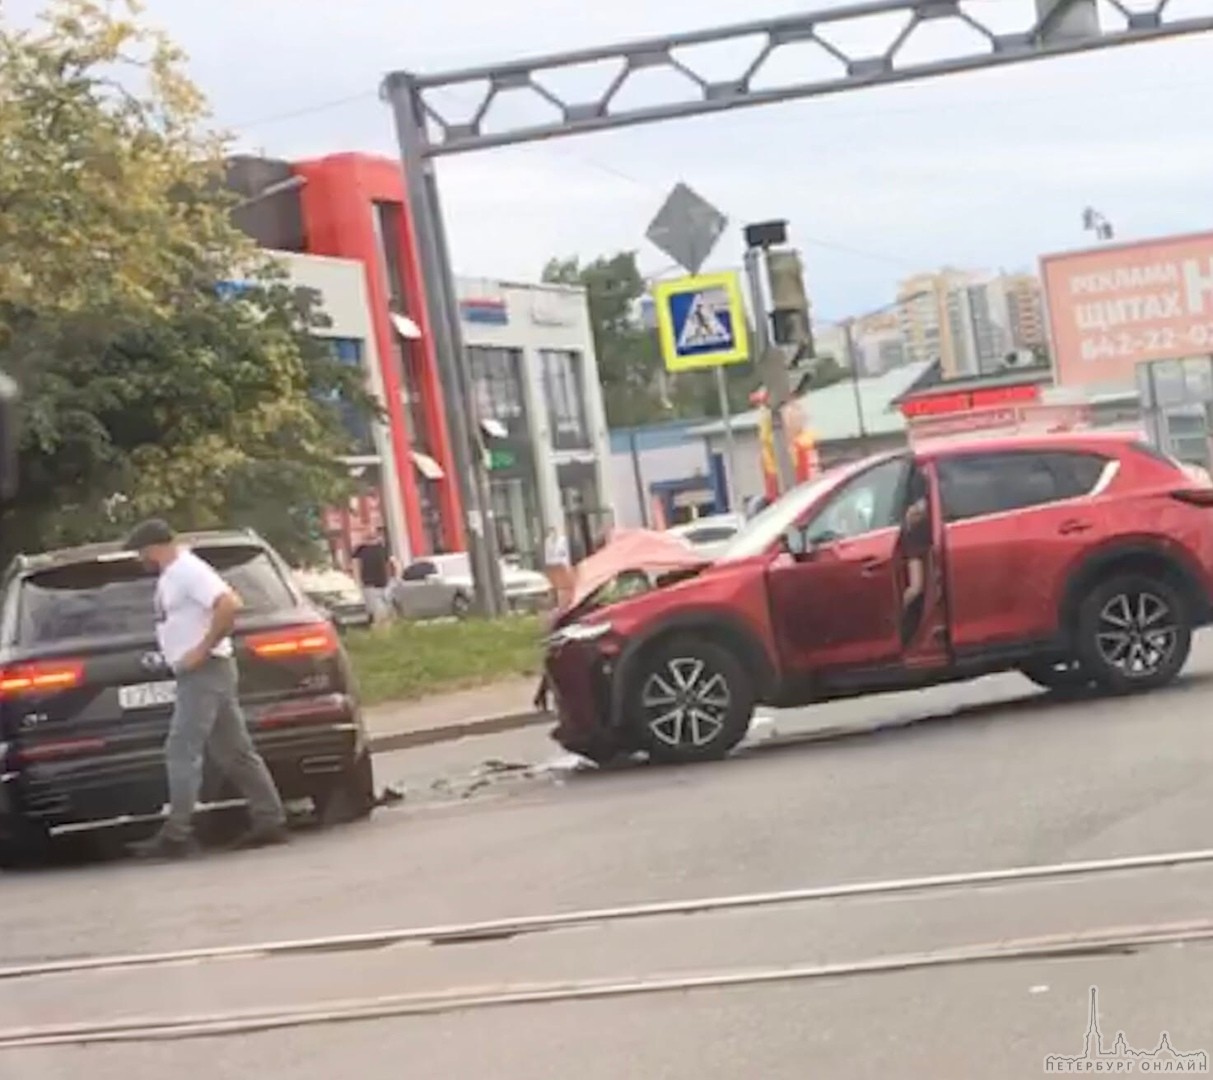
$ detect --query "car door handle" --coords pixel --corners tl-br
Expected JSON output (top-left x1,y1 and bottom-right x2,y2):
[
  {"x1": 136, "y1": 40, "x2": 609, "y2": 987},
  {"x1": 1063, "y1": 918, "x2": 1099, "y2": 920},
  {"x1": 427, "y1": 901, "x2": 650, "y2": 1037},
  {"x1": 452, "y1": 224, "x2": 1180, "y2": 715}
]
[
  {"x1": 1058, "y1": 519, "x2": 1093, "y2": 535},
  {"x1": 859, "y1": 556, "x2": 887, "y2": 576}
]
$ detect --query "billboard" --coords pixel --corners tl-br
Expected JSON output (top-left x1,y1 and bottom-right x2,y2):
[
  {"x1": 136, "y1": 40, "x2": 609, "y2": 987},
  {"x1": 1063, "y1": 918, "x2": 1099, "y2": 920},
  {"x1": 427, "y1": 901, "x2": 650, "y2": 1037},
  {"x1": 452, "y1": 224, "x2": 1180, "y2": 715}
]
[{"x1": 1041, "y1": 231, "x2": 1213, "y2": 387}]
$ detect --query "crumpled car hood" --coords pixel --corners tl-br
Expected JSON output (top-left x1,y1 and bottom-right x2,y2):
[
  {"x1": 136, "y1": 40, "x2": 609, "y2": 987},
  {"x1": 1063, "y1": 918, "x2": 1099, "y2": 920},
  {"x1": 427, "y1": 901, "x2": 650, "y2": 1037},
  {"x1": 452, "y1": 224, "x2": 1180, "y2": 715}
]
[{"x1": 562, "y1": 529, "x2": 707, "y2": 617}]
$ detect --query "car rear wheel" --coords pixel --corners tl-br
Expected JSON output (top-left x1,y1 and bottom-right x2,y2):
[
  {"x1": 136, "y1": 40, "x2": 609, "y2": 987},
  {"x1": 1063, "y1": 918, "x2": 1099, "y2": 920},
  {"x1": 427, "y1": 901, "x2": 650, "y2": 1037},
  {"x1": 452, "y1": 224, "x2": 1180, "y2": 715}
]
[
  {"x1": 451, "y1": 592, "x2": 471, "y2": 619},
  {"x1": 629, "y1": 637, "x2": 754, "y2": 765},
  {"x1": 1075, "y1": 574, "x2": 1192, "y2": 693},
  {"x1": 1018, "y1": 658, "x2": 1096, "y2": 694},
  {"x1": 315, "y1": 751, "x2": 375, "y2": 826},
  {"x1": 0, "y1": 820, "x2": 50, "y2": 870}
]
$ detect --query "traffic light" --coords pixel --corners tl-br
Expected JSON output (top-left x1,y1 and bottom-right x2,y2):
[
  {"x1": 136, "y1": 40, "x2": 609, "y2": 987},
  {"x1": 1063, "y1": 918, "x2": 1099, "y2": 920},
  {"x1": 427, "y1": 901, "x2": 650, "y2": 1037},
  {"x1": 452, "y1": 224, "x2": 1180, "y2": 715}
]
[{"x1": 765, "y1": 249, "x2": 814, "y2": 358}]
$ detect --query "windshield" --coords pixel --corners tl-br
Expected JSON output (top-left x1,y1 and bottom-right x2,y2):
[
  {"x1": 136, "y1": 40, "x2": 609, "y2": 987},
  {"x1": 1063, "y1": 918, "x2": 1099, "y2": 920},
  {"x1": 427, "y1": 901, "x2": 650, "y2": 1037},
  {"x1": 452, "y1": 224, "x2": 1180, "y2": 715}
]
[
  {"x1": 16, "y1": 545, "x2": 294, "y2": 645},
  {"x1": 716, "y1": 470, "x2": 852, "y2": 562}
]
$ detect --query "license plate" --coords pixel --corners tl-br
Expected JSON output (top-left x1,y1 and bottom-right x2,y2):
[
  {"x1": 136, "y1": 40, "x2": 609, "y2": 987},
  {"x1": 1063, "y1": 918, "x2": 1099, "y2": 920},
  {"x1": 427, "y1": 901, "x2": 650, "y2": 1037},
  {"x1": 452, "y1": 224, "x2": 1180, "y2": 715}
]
[{"x1": 118, "y1": 681, "x2": 176, "y2": 710}]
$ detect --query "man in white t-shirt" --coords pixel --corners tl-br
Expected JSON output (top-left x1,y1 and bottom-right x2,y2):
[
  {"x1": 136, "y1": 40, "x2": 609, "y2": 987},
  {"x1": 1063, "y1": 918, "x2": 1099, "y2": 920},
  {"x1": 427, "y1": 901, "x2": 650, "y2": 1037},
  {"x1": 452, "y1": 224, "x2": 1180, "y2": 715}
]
[{"x1": 124, "y1": 519, "x2": 287, "y2": 860}]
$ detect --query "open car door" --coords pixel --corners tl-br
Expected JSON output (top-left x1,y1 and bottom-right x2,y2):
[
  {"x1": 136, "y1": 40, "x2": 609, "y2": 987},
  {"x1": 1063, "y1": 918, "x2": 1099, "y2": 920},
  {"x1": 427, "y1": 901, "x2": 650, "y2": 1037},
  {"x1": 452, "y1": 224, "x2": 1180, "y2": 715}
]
[{"x1": 896, "y1": 460, "x2": 949, "y2": 672}]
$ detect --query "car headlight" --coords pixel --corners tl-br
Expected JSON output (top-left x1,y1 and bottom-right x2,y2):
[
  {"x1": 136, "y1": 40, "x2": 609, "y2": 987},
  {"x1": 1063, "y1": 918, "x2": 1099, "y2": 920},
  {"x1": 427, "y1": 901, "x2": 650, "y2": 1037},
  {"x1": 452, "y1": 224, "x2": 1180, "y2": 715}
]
[{"x1": 548, "y1": 621, "x2": 612, "y2": 646}]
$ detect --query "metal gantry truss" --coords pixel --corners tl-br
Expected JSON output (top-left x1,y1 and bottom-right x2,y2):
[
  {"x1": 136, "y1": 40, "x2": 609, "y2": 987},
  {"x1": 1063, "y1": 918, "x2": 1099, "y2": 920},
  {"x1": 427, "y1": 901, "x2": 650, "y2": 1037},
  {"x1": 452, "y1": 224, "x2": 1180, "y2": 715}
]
[
  {"x1": 386, "y1": 0, "x2": 1213, "y2": 158},
  {"x1": 379, "y1": 0, "x2": 1213, "y2": 614}
]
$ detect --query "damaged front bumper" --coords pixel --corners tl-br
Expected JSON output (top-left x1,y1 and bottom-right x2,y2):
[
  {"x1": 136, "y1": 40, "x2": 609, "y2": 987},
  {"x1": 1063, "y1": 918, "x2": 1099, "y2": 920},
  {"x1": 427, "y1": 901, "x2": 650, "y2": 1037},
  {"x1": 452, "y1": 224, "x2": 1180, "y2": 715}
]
[{"x1": 542, "y1": 624, "x2": 625, "y2": 762}]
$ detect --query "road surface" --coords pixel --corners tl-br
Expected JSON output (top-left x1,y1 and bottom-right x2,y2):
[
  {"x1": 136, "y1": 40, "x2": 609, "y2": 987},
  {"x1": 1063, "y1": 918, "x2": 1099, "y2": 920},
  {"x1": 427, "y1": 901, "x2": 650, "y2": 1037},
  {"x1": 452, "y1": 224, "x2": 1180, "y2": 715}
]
[{"x1": 5, "y1": 639, "x2": 1213, "y2": 1077}]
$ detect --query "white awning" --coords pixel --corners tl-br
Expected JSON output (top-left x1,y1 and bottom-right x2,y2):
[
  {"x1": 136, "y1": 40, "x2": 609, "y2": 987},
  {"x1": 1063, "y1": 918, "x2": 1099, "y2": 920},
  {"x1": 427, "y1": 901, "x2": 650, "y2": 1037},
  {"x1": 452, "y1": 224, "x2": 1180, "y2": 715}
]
[
  {"x1": 391, "y1": 312, "x2": 423, "y2": 340},
  {"x1": 412, "y1": 451, "x2": 445, "y2": 480}
]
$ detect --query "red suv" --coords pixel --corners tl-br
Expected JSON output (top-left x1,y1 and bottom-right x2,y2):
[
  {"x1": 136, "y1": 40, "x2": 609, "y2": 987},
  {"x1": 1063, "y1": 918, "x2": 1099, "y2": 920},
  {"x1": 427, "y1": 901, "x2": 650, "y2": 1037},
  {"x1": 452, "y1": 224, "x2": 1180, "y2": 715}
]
[{"x1": 544, "y1": 433, "x2": 1213, "y2": 765}]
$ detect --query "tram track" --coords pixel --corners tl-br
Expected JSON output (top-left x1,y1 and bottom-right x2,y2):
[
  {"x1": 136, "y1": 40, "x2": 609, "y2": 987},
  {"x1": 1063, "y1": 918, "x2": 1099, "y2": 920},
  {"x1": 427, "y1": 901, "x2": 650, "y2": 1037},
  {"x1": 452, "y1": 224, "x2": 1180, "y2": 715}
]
[
  {"x1": 2, "y1": 846, "x2": 1213, "y2": 1048},
  {"x1": 0, "y1": 917, "x2": 1210, "y2": 1048},
  {"x1": 2, "y1": 845, "x2": 1211, "y2": 983}
]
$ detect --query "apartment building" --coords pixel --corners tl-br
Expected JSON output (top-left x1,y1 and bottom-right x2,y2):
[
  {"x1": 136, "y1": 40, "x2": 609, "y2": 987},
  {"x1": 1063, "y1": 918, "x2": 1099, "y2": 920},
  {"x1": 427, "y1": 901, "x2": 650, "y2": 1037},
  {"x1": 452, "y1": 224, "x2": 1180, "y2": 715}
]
[
  {"x1": 900, "y1": 269, "x2": 1046, "y2": 377},
  {"x1": 1003, "y1": 272, "x2": 1047, "y2": 351}
]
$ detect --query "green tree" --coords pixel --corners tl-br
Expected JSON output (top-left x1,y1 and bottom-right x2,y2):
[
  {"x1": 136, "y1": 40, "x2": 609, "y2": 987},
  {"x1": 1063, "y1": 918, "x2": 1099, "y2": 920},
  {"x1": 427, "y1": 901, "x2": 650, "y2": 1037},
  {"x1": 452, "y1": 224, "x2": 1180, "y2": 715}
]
[
  {"x1": 0, "y1": 0, "x2": 370, "y2": 564},
  {"x1": 804, "y1": 353, "x2": 847, "y2": 390},
  {"x1": 542, "y1": 252, "x2": 667, "y2": 427}
]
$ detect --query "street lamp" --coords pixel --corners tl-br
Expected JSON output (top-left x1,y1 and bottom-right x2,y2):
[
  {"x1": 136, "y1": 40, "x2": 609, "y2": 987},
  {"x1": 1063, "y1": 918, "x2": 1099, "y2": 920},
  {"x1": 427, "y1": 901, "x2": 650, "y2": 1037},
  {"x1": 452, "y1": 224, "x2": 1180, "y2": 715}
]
[
  {"x1": 1082, "y1": 207, "x2": 1114, "y2": 242},
  {"x1": 233, "y1": 174, "x2": 307, "y2": 211}
]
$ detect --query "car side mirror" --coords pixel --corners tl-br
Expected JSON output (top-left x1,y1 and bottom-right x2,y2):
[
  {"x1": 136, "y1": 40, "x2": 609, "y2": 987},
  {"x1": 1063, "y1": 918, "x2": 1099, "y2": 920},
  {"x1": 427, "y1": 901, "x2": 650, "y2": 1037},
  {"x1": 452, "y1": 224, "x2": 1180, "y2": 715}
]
[{"x1": 783, "y1": 526, "x2": 811, "y2": 559}]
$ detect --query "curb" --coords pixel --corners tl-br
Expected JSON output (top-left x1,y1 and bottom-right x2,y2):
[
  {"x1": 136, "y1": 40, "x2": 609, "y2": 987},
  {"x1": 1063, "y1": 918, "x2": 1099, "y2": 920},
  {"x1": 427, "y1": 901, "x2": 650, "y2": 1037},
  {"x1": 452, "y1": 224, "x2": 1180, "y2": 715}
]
[{"x1": 368, "y1": 710, "x2": 550, "y2": 754}]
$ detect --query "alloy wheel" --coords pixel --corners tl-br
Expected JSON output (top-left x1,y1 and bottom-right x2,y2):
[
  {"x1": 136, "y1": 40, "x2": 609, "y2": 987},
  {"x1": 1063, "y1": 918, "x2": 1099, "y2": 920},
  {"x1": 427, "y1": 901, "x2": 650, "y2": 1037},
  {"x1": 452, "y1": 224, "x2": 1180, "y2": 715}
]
[
  {"x1": 640, "y1": 657, "x2": 732, "y2": 749},
  {"x1": 1095, "y1": 590, "x2": 1177, "y2": 678}
]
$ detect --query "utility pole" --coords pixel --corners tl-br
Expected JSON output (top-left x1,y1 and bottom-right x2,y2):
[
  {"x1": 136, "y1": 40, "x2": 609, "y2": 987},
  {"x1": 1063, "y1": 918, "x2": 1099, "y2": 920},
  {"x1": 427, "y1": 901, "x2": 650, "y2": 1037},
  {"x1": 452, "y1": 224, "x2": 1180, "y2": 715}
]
[
  {"x1": 386, "y1": 75, "x2": 505, "y2": 617},
  {"x1": 842, "y1": 319, "x2": 869, "y2": 453},
  {"x1": 744, "y1": 220, "x2": 815, "y2": 494}
]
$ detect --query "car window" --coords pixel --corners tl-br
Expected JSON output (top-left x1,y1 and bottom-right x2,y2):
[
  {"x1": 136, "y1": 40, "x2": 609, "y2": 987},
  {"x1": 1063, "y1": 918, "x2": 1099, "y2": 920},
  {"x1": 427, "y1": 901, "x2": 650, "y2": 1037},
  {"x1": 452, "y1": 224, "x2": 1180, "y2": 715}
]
[
  {"x1": 937, "y1": 451, "x2": 1109, "y2": 523},
  {"x1": 401, "y1": 560, "x2": 437, "y2": 582},
  {"x1": 15, "y1": 544, "x2": 293, "y2": 645},
  {"x1": 806, "y1": 458, "x2": 909, "y2": 544}
]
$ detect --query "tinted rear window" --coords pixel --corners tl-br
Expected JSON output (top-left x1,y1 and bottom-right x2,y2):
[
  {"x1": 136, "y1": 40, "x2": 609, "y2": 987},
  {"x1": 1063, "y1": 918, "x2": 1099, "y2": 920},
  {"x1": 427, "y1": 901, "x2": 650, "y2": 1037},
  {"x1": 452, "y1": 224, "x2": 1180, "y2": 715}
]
[
  {"x1": 16, "y1": 545, "x2": 294, "y2": 645},
  {"x1": 938, "y1": 451, "x2": 1109, "y2": 523}
]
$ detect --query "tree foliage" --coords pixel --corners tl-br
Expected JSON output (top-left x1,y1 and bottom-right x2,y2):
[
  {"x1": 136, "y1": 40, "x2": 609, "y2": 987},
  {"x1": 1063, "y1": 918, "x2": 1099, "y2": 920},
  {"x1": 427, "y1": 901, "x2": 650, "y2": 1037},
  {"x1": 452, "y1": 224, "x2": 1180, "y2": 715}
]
[
  {"x1": 0, "y1": 0, "x2": 371, "y2": 564},
  {"x1": 542, "y1": 251, "x2": 757, "y2": 428}
]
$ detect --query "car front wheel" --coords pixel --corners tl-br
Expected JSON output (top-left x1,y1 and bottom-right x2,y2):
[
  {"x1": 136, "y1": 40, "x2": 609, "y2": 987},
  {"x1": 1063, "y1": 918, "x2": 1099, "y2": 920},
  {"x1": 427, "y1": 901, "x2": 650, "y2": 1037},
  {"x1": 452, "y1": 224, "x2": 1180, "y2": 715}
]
[
  {"x1": 629, "y1": 637, "x2": 754, "y2": 765},
  {"x1": 1075, "y1": 574, "x2": 1192, "y2": 693}
]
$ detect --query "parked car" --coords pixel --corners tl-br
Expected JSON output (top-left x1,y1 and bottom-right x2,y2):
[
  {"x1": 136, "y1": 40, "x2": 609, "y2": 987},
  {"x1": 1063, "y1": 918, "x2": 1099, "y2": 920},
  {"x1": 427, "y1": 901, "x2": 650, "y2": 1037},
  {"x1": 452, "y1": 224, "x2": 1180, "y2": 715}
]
[
  {"x1": 544, "y1": 434, "x2": 1213, "y2": 765},
  {"x1": 391, "y1": 553, "x2": 554, "y2": 619},
  {"x1": 666, "y1": 514, "x2": 746, "y2": 560},
  {"x1": 294, "y1": 565, "x2": 372, "y2": 631},
  {"x1": 0, "y1": 530, "x2": 375, "y2": 863}
]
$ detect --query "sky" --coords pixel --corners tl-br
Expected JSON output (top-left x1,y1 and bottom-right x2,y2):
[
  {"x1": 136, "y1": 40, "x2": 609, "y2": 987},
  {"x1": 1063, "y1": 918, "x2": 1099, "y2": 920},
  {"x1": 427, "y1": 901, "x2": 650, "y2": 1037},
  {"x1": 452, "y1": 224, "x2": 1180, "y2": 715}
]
[{"x1": 13, "y1": 0, "x2": 1213, "y2": 319}]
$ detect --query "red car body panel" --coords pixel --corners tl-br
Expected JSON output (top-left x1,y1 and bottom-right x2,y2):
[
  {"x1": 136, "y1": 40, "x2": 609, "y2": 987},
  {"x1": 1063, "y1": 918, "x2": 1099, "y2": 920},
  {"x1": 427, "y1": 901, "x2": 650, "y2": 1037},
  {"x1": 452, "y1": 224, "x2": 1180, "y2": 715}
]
[{"x1": 545, "y1": 433, "x2": 1213, "y2": 758}]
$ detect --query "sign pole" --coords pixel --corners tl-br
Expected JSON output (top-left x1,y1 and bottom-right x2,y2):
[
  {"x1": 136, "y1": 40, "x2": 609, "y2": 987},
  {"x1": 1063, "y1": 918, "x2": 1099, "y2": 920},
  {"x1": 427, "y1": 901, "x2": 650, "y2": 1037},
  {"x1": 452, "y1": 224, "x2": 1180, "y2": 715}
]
[
  {"x1": 714, "y1": 366, "x2": 738, "y2": 513},
  {"x1": 743, "y1": 247, "x2": 796, "y2": 492}
]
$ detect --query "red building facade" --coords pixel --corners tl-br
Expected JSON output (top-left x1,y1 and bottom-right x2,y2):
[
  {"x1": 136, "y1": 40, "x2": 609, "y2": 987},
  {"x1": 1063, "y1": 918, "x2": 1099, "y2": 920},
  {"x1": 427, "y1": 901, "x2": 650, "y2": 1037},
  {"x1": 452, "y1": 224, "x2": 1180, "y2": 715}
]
[
  {"x1": 293, "y1": 154, "x2": 465, "y2": 557},
  {"x1": 227, "y1": 152, "x2": 466, "y2": 560}
]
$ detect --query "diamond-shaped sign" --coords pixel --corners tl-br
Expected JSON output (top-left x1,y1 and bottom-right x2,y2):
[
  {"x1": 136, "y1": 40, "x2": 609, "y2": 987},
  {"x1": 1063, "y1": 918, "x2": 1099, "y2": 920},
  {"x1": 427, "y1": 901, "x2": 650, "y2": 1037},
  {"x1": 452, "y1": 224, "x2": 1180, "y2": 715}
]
[{"x1": 645, "y1": 183, "x2": 728, "y2": 275}]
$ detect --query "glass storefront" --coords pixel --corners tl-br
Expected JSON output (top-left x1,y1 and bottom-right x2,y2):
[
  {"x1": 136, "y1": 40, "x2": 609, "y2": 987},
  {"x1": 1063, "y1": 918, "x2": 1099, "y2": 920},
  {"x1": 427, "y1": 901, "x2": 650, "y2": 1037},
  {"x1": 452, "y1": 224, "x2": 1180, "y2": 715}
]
[
  {"x1": 490, "y1": 475, "x2": 543, "y2": 566},
  {"x1": 469, "y1": 345, "x2": 544, "y2": 567},
  {"x1": 557, "y1": 460, "x2": 611, "y2": 563},
  {"x1": 540, "y1": 349, "x2": 590, "y2": 450}
]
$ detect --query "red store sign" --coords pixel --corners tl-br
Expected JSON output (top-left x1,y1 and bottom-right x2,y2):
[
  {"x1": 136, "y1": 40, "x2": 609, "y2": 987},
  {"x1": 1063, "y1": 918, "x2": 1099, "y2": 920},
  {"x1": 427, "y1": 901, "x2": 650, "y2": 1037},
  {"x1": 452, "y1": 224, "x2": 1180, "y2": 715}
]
[{"x1": 900, "y1": 382, "x2": 1041, "y2": 419}]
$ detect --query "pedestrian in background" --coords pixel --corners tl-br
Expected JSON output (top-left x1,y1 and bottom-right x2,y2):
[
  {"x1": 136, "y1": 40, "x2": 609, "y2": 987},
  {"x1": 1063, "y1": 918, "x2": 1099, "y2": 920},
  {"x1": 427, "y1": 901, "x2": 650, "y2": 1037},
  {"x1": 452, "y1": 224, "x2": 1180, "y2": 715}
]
[
  {"x1": 125, "y1": 519, "x2": 287, "y2": 859},
  {"x1": 352, "y1": 526, "x2": 397, "y2": 625},
  {"x1": 544, "y1": 525, "x2": 573, "y2": 609}
]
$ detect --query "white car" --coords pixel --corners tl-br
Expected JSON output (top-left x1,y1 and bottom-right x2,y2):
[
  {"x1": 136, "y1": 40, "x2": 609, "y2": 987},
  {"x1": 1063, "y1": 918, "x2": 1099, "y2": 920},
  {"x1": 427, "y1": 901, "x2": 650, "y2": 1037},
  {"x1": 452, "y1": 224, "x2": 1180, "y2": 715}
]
[
  {"x1": 665, "y1": 513, "x2": 746, "y2": 560},
  {"x1": 293, "y1": 566, "x2": 372, "y2": 630},
  {"x1": 391, "y1": 552, "x2": 554, "y2": 619}
]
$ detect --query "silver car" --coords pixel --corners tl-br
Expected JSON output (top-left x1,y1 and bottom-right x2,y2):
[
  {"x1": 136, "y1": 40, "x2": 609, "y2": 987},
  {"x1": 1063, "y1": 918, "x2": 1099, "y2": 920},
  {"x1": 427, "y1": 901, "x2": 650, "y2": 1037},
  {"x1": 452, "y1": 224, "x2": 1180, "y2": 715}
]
[
  {"x1": 665, "y1": 513, "x2": 746, "y2": 560},
  {"x1": 390, "y1": 553, "x2": 554, "y2": 620}
]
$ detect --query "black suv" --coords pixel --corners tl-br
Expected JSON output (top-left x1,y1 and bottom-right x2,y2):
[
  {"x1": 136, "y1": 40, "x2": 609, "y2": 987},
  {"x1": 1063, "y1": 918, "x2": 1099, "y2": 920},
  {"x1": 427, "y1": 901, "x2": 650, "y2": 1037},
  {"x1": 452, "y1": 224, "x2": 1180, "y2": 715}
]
[{"x1": 0, "y1": 530, "x2": 374, "y2": 862}]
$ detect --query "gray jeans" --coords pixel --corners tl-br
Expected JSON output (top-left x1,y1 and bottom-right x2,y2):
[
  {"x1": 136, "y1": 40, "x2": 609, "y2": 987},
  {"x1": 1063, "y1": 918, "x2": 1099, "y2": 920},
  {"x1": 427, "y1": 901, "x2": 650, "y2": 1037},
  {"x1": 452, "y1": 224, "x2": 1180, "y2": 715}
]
[{"x1": 163, "y1": 656, "x2": 285, "y2": 840}]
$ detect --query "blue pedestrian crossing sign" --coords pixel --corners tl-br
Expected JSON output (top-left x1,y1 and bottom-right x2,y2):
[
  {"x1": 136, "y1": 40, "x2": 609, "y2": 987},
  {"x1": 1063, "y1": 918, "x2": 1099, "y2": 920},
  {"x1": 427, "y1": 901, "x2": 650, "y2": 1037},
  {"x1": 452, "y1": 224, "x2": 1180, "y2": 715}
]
[{"x1": 652, "y1": 272, "x2": 750, "y2": 373}]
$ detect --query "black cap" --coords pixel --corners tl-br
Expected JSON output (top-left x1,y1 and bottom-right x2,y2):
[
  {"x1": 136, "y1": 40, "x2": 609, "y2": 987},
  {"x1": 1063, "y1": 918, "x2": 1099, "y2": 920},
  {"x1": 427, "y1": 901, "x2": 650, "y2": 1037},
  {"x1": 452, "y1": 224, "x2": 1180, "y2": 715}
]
[{"x1": 124, "y1": 518, "x2": 175, "y2": 551}]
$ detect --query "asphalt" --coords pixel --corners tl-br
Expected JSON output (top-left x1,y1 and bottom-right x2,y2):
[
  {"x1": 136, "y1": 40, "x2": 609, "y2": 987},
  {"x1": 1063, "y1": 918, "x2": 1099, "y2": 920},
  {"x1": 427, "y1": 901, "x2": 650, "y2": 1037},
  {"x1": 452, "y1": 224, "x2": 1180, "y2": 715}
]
[{"x1": 6, "y1": 636, "x2": 1213, "y2": 1076}]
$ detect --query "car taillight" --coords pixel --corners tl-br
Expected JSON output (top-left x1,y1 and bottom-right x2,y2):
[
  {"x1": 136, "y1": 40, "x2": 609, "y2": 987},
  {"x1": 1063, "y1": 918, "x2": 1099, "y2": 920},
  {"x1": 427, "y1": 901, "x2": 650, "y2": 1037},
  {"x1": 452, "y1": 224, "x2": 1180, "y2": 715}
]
[
  {"x1": 1171, "y1": 488, "x2": 1213, "y2": 507},
  {"x1": 0, "y1": 661, "x2": 84, "y2": 698},
  {"x1": 246, "y1": 623, "x2": 339, "y2": 660}
]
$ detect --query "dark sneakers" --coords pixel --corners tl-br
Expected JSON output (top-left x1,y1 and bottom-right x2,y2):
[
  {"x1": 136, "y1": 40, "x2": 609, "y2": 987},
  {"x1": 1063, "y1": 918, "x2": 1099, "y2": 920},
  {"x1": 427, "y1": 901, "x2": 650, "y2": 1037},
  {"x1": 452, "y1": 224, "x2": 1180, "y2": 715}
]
[
  {"x1": 128, "y1": 832, "x2": 200, "y2": 861},
  {"x1": 227, "y1": 823, "x2": 290, "y2": 852}
]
